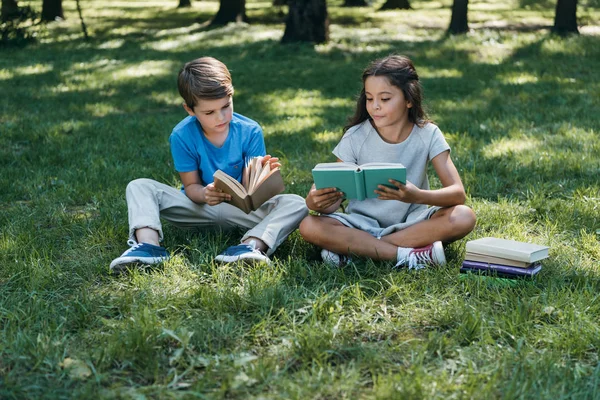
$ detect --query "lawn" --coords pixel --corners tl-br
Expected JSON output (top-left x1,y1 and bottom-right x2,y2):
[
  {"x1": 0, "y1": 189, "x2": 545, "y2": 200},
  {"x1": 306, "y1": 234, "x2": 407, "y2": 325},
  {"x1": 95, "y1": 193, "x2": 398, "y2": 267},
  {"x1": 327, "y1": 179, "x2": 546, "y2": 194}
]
[{"x1": 1, "y1": 0, "x2": 599, "y2": 398}]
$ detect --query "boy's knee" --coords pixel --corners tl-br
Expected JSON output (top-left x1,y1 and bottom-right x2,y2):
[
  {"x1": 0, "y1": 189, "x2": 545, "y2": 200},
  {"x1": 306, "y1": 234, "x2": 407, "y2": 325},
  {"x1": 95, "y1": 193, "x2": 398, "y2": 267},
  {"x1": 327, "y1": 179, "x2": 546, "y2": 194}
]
[
  {"x1": 126, "y1": 178, "x2": 154, "y2": 193},
  {"x1": 279, "y1": 194, "x2": 309, "y2": 214}
]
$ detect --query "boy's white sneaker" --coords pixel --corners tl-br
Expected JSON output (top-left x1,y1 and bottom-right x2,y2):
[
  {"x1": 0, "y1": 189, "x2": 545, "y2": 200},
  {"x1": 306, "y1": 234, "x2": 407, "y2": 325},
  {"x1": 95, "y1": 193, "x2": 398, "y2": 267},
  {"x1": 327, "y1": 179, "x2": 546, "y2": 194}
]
[{"x1": 396, "y1": 241, "x2": 446, "y2": 270}]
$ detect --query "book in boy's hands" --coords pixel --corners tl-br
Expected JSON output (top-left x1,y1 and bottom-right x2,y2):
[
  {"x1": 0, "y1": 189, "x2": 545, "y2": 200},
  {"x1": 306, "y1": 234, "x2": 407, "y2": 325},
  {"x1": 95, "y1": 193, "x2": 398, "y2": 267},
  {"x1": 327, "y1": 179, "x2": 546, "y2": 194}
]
[
  {"x1": 312, "y1": 162, "x2": 406, "y2": 201},
  {"x1": 460, "y1": 260, "x2": 542, "y2": 279},
  {"x1": 465, "y1": 237, "x2": 549, "y2": 264},
  {"x1": 213, "y1": 156, "x2": 284, "y2": 214}
]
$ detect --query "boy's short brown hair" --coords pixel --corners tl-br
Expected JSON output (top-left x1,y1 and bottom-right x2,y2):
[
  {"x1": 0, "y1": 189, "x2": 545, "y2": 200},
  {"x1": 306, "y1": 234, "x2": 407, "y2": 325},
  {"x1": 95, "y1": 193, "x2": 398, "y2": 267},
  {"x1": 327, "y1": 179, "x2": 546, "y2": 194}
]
[{"x1": 178, "y1": 57, "x2": 234, "y2": 109}]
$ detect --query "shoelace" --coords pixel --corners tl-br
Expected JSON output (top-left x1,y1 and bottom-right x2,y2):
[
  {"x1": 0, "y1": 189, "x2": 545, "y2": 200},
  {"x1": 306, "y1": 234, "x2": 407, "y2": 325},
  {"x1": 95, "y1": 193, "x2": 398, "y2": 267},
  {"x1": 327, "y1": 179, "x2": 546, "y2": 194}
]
[
  {"x1": 122, "y1": 239, "x2": 142, "y2": 256},
  {"x1": 406, "y1": 248, "x2": 433, "y2": 270}
]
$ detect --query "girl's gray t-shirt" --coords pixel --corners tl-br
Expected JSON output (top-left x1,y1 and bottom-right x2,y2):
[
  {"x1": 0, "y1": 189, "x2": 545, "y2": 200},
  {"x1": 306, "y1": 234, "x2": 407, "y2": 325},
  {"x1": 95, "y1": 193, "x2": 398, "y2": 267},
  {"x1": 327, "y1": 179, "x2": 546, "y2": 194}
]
[{"x1": 331, "y1": 120, "x2": 450, "y2": 229}]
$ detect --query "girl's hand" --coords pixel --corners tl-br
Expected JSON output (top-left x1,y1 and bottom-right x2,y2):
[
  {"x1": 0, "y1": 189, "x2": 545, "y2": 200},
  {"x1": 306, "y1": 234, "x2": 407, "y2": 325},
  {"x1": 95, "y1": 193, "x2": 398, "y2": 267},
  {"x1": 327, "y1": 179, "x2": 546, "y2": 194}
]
[
  {"x1": 261, "y1": 155, "x2": 281, "y2": 169},
  {"x1": 204, "y1": 183, "x2": 231, "y2": 206},
  {"x1": 375, "y1": 179, "x2": 422, "y2": 204},
  {"x1": 306, "y1": 186, "x2": 344, "y2": 213}
]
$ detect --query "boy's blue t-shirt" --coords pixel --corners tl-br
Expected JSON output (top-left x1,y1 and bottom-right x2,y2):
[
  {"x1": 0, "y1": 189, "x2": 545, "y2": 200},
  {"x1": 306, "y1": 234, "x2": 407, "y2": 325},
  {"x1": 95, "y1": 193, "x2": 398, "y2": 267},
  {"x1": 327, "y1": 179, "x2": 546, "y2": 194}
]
[{"x1": 169, "y1": 112, "x2": 266, "y2": 186}]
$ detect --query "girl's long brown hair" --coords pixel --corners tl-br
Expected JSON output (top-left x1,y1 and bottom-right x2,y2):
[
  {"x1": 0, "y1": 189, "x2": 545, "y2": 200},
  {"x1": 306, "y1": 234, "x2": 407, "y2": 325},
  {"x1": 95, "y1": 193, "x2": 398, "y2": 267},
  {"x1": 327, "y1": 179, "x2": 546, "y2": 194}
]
[{"x1": 344, "y1": 55, "x2": 430, "y2": 132}]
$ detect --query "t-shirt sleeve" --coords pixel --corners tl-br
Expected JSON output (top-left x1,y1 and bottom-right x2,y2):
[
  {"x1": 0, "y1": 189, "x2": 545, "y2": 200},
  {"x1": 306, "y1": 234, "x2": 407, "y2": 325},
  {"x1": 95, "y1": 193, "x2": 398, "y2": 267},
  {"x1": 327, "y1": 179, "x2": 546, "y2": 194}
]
[
  {"x1": 169, "y1": 132, "x2": 198, "y2": 173},
  {"x1": 245, "y1": 125, "x2": 267, "y2": 158},
  {"x1": 332, "y1": 131, "x2": 358, "y2": 163},
  {"x1": 428, "y1": 126, "x2": 451, "y2": 161}
]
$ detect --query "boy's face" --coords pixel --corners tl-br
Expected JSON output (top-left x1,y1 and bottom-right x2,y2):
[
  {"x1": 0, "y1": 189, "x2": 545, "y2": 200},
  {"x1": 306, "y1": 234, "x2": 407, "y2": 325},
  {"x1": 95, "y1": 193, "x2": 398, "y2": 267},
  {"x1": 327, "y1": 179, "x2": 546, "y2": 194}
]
[{"x1": 184, "y1": 96, "x2": 233, "y2": 137}]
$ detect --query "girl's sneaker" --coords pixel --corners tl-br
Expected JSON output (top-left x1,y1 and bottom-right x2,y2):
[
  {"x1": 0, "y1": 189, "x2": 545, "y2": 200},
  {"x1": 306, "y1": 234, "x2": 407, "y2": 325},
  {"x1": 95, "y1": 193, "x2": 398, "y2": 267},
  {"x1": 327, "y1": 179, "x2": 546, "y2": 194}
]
[
  {"x1": 321, "y1": 249, "x2": 351, "y2": 268},
  {"x1": 215, "y1": 243, "x2": 271, "y2": 264},
  {"x1": 395, "y1": 241, "x2": 446, "y2": 270},
  {"x1": 109, "y1": 240, "x2": 170, "y2": 273}
]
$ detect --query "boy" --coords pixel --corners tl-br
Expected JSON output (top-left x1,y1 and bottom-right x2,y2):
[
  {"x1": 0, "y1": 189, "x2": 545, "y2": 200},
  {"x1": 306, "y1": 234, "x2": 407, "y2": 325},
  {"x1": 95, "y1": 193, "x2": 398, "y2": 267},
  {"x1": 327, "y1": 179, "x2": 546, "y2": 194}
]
[{"x1": 110, "y1": 57, "x2": 308, "y2": 272}]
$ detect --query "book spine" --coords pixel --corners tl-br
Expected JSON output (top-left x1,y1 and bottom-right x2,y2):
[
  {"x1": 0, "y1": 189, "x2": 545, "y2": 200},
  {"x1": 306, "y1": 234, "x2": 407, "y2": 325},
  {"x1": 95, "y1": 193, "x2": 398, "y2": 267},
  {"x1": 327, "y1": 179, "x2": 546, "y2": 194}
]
[
  {"x1": 355, "y1": 170, "x2": 366, "y2": 201},
  {"x1": 461, "y1": 260, "x2": 541, "y2": 276},
  {"x1": 460, "y1": 267, "x2": 531, "y2": 280}
]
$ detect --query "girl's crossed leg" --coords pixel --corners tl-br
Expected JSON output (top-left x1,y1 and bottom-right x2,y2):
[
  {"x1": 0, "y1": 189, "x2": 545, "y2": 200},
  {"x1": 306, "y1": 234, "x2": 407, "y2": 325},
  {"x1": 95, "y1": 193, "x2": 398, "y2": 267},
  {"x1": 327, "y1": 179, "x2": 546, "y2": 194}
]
[{"x1": 299, "y1": 205, "x2": 476, "y2": 262}]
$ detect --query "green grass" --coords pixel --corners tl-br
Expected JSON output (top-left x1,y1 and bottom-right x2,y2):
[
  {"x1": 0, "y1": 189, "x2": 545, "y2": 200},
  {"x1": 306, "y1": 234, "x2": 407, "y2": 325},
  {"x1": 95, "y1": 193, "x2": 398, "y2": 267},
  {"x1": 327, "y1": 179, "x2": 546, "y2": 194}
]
[{"x1": 1, "y1": 0, "x2": 599, "y2": 398}]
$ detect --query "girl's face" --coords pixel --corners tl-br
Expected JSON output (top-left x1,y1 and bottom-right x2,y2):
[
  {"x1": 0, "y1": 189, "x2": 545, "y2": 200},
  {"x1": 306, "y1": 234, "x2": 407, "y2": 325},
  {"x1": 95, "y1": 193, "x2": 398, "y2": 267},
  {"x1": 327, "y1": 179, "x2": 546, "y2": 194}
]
[{"x1": 364, "y1": 76, "x2": 412, "y2": 130}]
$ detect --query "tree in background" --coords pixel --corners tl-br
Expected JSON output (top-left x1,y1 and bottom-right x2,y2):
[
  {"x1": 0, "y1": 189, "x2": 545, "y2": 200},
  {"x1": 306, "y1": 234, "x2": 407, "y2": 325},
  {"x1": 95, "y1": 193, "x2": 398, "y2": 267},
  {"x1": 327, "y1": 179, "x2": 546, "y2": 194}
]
[
  {"x1": 448, "y1": 0, "x2": 468, "y2": 34},
  {"x1": 210, "y1": 0, "x2": 247, "y2": 25},
  {"x1": 41, "y1": 0, "x2": 63, "y2": 21},
  {"x1": 282, "y1": 0, "x2": 328, "y2": 43},
  {"x1": 344, "y1": 0, "x2": 368, "y2": 7},
  {"x1": 1, "y1": 0, "x2": 19, "y2": 21},
  {"x1": 552, "y1": 0, "x2": 578, "y2": 35},
  {"x1": 379, "y1": 0, "x2": 410, "y2": 10},
  {"x1": 178, "y1": 0, "x2": 191, "y2": 7}
]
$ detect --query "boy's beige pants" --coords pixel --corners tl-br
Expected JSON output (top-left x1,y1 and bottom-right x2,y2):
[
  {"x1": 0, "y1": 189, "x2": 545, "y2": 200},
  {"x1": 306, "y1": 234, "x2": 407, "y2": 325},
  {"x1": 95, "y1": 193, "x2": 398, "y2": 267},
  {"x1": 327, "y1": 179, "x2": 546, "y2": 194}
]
[{"x1": 126, "y1": 178, "x2": 308, "y2": 256}]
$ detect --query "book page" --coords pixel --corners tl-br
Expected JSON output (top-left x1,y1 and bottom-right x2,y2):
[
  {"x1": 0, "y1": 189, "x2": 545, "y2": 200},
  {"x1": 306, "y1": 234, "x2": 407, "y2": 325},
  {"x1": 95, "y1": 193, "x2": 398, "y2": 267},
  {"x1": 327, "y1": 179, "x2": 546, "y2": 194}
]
[
  {"x1": 247, "y1": 156, "x2": 263, "y2": 192},
  {"x1": 361, "y1": 162, "x2": 405, "y2": 169},
  {"x1": 249, "y1": 167, "x2": 279, "y2": 195},
  {"x1": 248, "y1": 169, "x2": 285, "y2": 208},
  {"x1": 242, "y1": 157, "x2": 251, "y2": 190},
  {"x1": 313, "y1": 162, "x2": 359, "y2": 171},
  {"x1": 250, "y1": 162, "x2": 272, "y2": 193}
]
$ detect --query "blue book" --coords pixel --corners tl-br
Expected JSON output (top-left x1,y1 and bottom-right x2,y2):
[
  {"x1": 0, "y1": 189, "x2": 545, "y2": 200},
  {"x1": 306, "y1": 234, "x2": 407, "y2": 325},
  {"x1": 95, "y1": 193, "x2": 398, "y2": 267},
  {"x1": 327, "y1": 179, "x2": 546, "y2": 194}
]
[
  {"x1": 312, "y1": 162, "x2": 406, "y2": 201},
  {"x1": 461, "y1": 260, "x2": 542, "y2": 278}
]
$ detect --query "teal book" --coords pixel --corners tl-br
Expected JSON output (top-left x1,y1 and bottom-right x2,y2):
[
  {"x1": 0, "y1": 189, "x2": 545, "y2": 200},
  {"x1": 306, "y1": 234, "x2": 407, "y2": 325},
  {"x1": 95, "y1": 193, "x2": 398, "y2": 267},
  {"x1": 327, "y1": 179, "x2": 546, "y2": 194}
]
[{"x1": 312, "y1": 162, "x2": 406, "y2": 201}]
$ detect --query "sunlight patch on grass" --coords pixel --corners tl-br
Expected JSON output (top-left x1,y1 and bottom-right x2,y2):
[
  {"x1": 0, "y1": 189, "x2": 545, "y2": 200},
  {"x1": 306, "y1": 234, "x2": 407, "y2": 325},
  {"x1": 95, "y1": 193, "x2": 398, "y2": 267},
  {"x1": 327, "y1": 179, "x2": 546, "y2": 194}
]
[
  {"x1": 145, "y1": 24, "x2": 281, "y2": 51},
  {"x1": 482, "y1": 136, "x2": 541, "y2": 158},
  {"x1": 14, "y1": 64, "x2": 54, "y2": 77},
  {"x1": 420, "y1": 67, "x2": 464, "y2": 79},
  {"x1": 111, "y1": 60, "x2": 174, "y2": 79},
  {"x1": 500, "y1": 72, "x2": 539, "y2": 85},
  {"x1": 84, "y1": 102, "x2": 121, "y2": 117},
  {"x1": 313, "y1": 131, "x2": 343, "y2": 144},
  {"x1": 0, "y1": 69, "x2": 13, "y2": 81},
  {"x1": 97, "y1": 39, "x2": 126, "y2": 50},
  {"x1": 254, "y1": 89, "x2": 351, "y2": 117}
]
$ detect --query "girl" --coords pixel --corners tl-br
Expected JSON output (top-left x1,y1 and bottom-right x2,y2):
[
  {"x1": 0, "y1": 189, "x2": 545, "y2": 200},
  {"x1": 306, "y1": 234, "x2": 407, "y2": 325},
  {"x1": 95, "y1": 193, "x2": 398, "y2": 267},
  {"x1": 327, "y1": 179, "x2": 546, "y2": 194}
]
[{"x1": 300, "y1": 55, "x2": 476, "y2": 269}]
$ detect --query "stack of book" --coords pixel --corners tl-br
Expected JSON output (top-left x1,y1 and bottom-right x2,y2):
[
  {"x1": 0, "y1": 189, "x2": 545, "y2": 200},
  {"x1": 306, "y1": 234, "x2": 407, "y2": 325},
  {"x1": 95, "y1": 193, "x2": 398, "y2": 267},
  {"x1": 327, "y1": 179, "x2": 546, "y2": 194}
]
[{"x1": 461, "y1": 237, "x2": 549, "y2": 279}]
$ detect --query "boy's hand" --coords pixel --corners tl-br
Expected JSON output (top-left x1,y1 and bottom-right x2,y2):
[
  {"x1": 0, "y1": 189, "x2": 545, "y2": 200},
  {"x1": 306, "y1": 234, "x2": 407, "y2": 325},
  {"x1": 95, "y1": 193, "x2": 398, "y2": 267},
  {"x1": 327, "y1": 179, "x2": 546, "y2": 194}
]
[
  {"x1": 375, "y1": 179, "x2": 422, "y2": 203},
  {"x1": 261, "y1": 155, "x2": 281, "y2": 169},
  {"x1": 306, "y1": 185, "x2": 343, "y2": 213},
  {"x1": 204, "y1": 183, "x2": 231, "y2": 206}
]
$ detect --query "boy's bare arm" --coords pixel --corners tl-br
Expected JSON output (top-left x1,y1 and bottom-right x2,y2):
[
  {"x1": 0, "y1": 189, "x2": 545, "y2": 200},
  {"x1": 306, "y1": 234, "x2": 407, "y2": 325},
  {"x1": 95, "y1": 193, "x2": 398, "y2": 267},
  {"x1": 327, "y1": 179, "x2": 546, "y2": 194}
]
[{"x1": 179, "y1": 171, "x2": 231, "y2": 206}]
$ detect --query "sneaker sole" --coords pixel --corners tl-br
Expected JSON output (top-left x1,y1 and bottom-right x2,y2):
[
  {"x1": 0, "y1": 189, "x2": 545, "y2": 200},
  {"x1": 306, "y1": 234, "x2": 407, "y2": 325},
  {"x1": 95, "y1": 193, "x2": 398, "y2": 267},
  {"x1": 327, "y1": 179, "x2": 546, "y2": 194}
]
[
  {"x1": 215, "y1": 254, "x2": 270, "y2": 264},
  {"x1": 109, "y1": 256, "x2": 170, "y2": 271},
  {"x1": 432, "y1": 241, "x2": 447, "y2": 265}
]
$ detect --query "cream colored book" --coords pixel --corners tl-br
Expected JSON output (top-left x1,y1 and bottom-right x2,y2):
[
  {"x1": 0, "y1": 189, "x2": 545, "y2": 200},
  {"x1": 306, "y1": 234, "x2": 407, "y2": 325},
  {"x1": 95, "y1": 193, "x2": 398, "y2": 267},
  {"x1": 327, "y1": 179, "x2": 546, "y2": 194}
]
[
  {"x1": 214, "y1": 157, "x2": 284, "y2": 214},
  {"x1": 464, "y1": 252, "x2": 534, "y2": 268},
  {"x1": 465, "y1": 237, "x2": 549, "y2": 263}
]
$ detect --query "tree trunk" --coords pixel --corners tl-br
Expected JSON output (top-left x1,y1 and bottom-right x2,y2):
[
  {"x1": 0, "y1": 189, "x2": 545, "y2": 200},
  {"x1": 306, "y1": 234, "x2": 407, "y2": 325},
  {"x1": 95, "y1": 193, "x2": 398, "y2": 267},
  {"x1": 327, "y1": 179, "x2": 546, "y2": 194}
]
[
  {"x1": 41, "y1": 0, "x2": 63, "y2": 21},
  {"x1": 210, "y1": 0, "x2": 247, "y2": 25},
  {"x1": 379, "y1": 0, "x2": 410, "y2": 11},
  {"x1": 448, "y1": 0, "x2": 468, "y2": 34},
  {"x1": 273, "y1": 0, "x2": 286, "y2": 5},
  {"x1": 2, "y1": 0, "x2": 20, "y2": 21},
  {"x1": 344, "y1": 0, "x2": 367, "y2": 7},
  {"x1": 178, "y1": 0, "x2": 191, "y2": 8},
  {"x1": 552, "y1": 0, "x2": 578, "y2": 35},
  {"x1": 281, "y1": 0, "x2": 328, "y2": 44}
]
